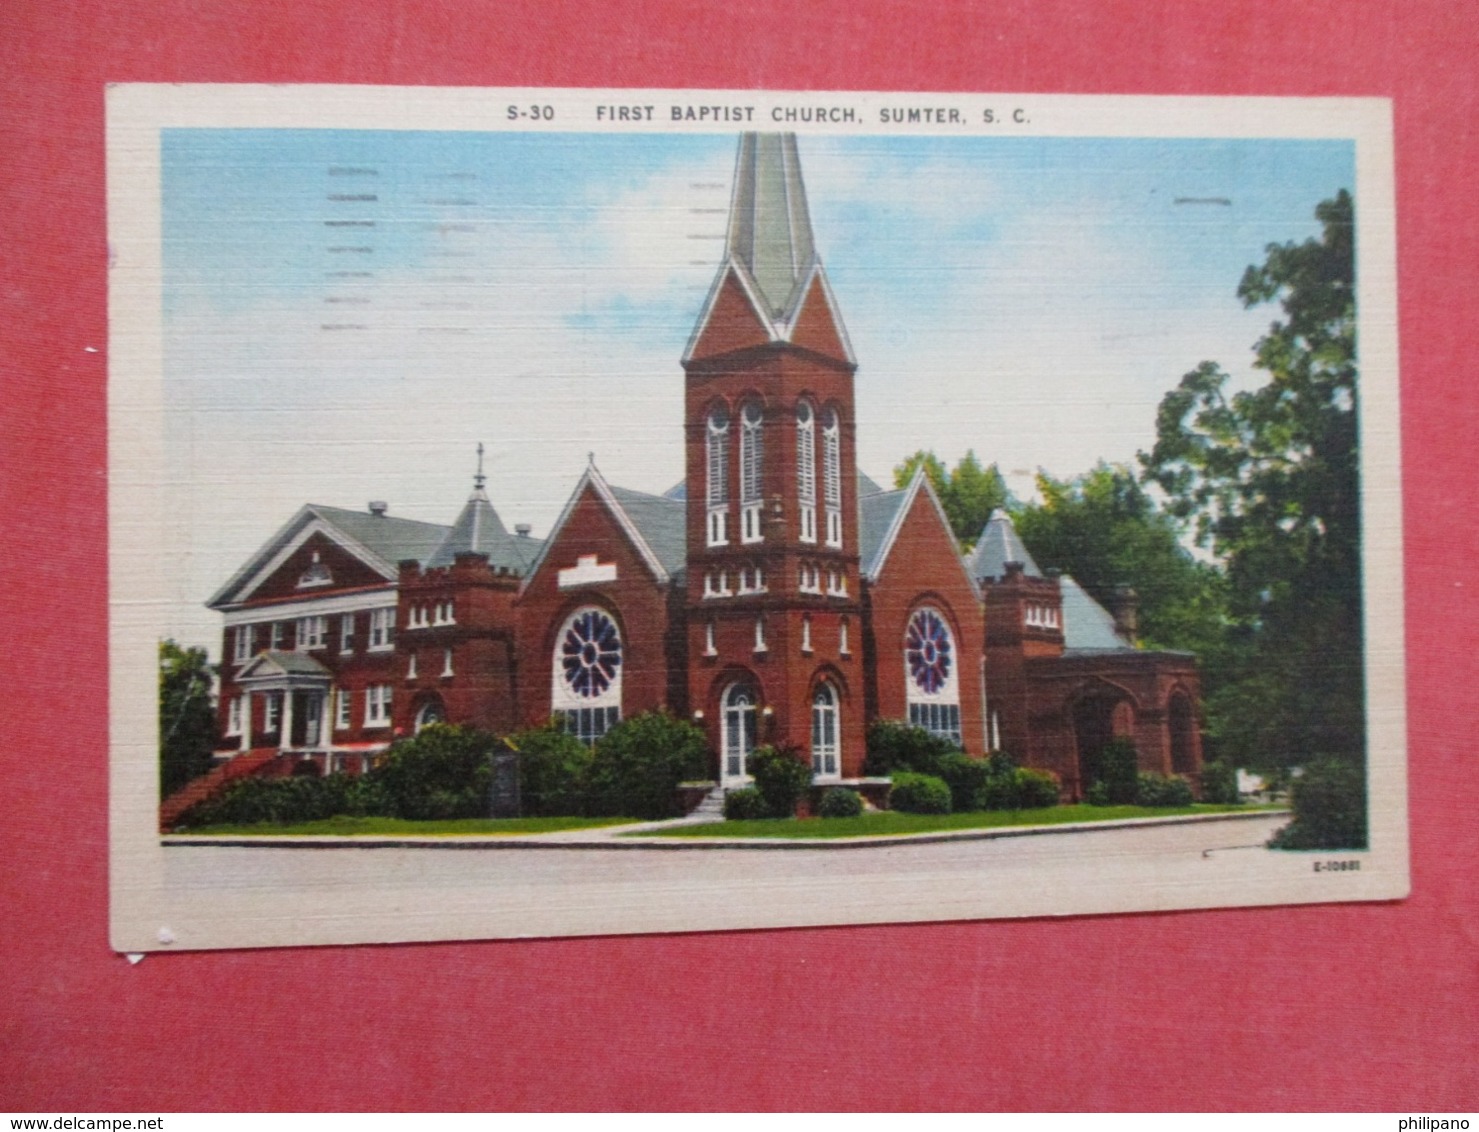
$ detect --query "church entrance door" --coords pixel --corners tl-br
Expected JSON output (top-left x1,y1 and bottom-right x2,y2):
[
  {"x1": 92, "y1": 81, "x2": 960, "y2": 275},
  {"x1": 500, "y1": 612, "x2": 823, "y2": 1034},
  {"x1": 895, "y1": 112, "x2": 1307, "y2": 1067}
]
[{"x1": 721, "y1": 683, "x2": 758, "y2": 787}]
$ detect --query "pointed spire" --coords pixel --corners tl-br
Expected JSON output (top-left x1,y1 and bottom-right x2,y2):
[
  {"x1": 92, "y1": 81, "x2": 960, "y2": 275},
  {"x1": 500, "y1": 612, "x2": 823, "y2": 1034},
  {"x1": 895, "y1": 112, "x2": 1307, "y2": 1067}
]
[
  {"x1": 474, "y1": 441, "x2": 486, "y2": 491},
  {"x1": 968, "y1": 508, "x2": 1043, "y2": 582},
  {"x1": 686, "y1": 133, "x2": 853, "y2": 365},
  {"x1": 726, "y1": 133, "x2": 818, "y2": 320}
]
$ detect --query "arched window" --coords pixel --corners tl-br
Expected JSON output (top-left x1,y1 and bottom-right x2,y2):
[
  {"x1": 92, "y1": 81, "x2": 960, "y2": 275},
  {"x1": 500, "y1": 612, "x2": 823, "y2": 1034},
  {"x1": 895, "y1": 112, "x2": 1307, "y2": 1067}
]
[
  {"x1": 740, "y1": 401, "x2": 764, "y2": 543},
  {"x1": 706, "y1": 405, "x2": 730, "y2": 546},
  {"x1": 811, "y1": 683, "x2": 840, "y2": 778},
  {"x1": 822, "y1": 407, "x2": 842, "y2": 547},
  {"x1": 551, "y1": 606, "x2": 623, "y2": 744},
  {"x1": 721, "y1": 683, "x2": 758, "y2": 784},
  {"x1": 414, "y1": 698, "x2": 446, "y2": 734},
  {"x1": 904, "y1": 607, "x2": 961, "y2": 745},
  {"x1": 796, "y1": 401, "x2": 817, "y2": 543}
]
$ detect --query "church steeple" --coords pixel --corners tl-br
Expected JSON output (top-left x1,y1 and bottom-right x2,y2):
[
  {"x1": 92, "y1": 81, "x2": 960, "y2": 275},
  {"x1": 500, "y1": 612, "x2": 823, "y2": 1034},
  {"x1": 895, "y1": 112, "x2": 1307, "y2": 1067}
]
[
  {"x1": 685, "y1": 133, "x2": 853, "y2": 365},
  {"x1": 726, "y1": 133, "x2": 818, "y2": 321}
]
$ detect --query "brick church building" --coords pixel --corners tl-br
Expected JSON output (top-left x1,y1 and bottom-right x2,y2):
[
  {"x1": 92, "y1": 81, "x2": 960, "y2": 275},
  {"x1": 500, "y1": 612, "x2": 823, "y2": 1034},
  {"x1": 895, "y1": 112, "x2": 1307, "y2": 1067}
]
[{"x1": 200, "y1": 133, "x2": 1203, "y2": 804}]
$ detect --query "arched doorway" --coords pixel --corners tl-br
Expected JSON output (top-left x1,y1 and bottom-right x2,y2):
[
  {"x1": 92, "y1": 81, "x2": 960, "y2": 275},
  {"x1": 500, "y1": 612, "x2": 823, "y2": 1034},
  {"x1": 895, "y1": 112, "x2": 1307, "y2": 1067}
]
[
  {"x1": 1168, "y1": 692, "x2": 1196, "y2": 776},
  {"x1": 811, "y1": 682, "x2": 840, "y2": 780},
  {"x1": 721, "y1": 682, "x2": 758, "y2": 786},
  {"x1": 1072, "y1": 691, "x2": 1134, "y2": 798}
]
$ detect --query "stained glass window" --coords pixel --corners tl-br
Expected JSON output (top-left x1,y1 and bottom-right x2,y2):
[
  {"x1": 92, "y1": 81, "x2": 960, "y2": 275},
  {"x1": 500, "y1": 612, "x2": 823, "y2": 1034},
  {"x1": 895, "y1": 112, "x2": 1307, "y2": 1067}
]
[
  {"x1": 560, "y1": 609, "x2": 622, "y2": 699},
  {"x1": 905, "y1": 608, "x2": 953, "y2": 694}
]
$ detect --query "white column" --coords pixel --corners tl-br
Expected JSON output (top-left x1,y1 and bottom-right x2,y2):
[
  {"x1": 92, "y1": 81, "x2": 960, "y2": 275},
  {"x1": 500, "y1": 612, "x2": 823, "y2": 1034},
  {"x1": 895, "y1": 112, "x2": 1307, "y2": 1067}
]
[
  {"x1": 279, "y1": 688, "x2": 294, "y2": 752},
  {"x1": 240, "y1": 691, "x2": 252, "y2": 752}
]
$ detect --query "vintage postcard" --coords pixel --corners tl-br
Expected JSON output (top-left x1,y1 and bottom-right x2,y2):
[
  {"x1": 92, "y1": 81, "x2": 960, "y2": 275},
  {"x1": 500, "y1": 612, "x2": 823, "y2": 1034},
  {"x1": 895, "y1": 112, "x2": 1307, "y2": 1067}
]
[{"x1": 109, "y1": 86, "x2": 1406, "y2": 952}]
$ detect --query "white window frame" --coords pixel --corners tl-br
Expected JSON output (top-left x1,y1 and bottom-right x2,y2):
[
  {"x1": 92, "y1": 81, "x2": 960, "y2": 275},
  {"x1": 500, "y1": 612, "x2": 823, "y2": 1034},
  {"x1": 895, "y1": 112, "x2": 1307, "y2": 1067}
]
[
  {"x1": 840, "y1": 616, "x2": 851, "y2": 656},
  {"x1": 704, "y1": 620, "x2": 717, "y2": 657},
  {"x1": 233, "y1": 625, "x2": 254, "y2": 664},
  {"x1": 368, "y1": 607, "x2": 395, "y2": 651},
  {"x1": 441, "y1": 648, "x2": 454, "y2": 678},
  {"x1": 406, "y1": 652, "x2": 418, "y2": 680},
  {"x1": 811, "y1": 683, "x2": 841, "y2": 780},
  {"x1": 364, "y1": 684, "x2": 392, "y2": 728},
  {"x1": 740, "y1": 402, "x2": 764, "y2": 545},
  {"x1": 269, "y1": 622, "x2": 284, "y2": 651},
  {"x1": 225, "y1": 697, "x2": 243, "y2": 737},
  {"x1": 822, "y1": 408, "x2": 842, "y2": 548},
  {"x1": 334, "y1": 689, "x2": 351, "y2": 731},
  {"x1": 296, "y1": 614, "x2": 327, "y2": 651},
  {"x1": 796, "y1": 402, "x2": 817, "y2": 544},
  {"x1": 801, "y1": 614, "x2": 813, "y2": 654},
  {"x1": 339, "y1": 614, "x2": 354, "y2": 654},
  {"x1": 706, "y1": 406, "x2": 730, "y2": 548},
  {"x1": 263, "y1": 693, "x2": 280, "y2": 733},
  {"x1": 754, "y1": 615, "x2": 767, "y2": 654}
]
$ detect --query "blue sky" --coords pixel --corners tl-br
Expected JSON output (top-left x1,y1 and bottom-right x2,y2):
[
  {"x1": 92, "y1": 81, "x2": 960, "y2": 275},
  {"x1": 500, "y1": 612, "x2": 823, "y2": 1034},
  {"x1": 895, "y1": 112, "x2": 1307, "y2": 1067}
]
[{"x1": 161, "y1": 128, "x2": 1353, "y2": 650}]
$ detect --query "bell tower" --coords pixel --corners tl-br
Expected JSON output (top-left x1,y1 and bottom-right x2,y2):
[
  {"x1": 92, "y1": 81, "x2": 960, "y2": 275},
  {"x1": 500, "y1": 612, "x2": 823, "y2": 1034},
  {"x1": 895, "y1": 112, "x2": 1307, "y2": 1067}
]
[{"x1": 683, "y1": 132, "x2": 865, "y2": 783}]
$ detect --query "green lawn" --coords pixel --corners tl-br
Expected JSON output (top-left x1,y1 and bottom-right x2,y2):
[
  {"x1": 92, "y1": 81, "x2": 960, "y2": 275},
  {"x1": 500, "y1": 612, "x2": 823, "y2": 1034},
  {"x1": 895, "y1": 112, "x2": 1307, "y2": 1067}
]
[
  {"x1": 174, "y1": 815, "x2": 639, "y2": 837},
  {"x1": 640, "y1": 803, "x2": 1278, "y2": 840}
]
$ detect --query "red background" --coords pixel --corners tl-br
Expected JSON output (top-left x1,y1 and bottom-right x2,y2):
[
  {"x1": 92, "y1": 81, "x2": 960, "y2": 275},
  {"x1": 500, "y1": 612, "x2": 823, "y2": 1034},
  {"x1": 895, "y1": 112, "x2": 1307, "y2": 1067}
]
[{"x1": 3, "y1": 0, "x2": 1476, "y2": 1111}]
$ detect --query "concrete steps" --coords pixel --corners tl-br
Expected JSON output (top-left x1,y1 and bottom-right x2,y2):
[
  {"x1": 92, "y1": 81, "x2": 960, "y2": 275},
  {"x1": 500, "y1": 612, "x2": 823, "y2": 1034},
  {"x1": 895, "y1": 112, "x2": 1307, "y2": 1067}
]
[{"x1": 159, "y1": 748, "x2": 280, "y2": 830}]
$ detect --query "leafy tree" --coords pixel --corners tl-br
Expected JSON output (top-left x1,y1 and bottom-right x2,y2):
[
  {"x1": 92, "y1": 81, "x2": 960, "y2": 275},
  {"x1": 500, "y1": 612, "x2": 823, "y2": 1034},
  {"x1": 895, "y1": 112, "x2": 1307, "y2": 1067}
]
[
  {"x1": 893, "y1": 449, "x2": 1011, "y2": 547},
  {"x1": 1013, "y1": 462, "x2": 1228, "y2": 655},
  {"x1": 374, "y1": 723, "x2": 496, "y2": 820},
  {"x1": 1141, "y1": 191, "x2": 1361, "y2": 770},
  {"x1": 159, "y1": 639, "x2": 217, "y2": 798}
]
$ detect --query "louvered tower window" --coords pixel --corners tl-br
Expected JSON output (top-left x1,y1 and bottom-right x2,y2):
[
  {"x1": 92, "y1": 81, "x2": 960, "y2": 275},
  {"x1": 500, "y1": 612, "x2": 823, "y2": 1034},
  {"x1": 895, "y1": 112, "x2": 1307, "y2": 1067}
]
[
  {"x1": 822, "y1": 407, "x2": 842, "y2": 547},
  {"x1": 796, "y1": 401, "x2": 817, "y2": 544},
  {"x1": 706, "y1": 405, "x2": 730, "y2": 547},
  {"x1": 740, "y1": 401, "x2": 764, "y2": 544}
]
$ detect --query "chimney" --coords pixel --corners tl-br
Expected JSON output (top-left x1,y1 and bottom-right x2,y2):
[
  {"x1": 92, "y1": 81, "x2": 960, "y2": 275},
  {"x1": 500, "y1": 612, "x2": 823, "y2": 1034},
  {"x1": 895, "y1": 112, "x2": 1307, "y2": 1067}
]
[
  {"x1": 514, "y1": 523, "x2": 532, "y2": 538},
  {"x1": 1105, "y1": 585, "x2": 1139, "y2": 643},
  {"x1": 368, "y1": 501, "x2": 388, "y2": 516}
]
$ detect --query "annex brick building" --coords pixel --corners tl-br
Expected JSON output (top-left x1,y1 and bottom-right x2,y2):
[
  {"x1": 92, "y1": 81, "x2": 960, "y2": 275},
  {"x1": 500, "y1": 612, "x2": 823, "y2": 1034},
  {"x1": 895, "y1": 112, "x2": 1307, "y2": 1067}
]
[{"x1": 201, "y1": 132, "x2": 1203, "y2": 803}]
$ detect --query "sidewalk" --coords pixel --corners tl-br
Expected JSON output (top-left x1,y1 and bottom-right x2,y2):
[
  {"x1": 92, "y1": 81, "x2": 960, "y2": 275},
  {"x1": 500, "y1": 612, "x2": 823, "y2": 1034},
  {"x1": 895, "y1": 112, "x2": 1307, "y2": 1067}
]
[{"x1": 163, "y1": 807, "x2": 1288, "y2": 851}]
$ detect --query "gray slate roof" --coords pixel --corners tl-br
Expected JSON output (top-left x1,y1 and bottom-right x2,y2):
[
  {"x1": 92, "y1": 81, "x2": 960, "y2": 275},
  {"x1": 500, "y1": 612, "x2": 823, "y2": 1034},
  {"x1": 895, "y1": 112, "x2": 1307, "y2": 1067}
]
[
  {"x1": 859, "y1": 489, "x2": 909, "y2": 578},
  {"x1": 308, "y1": 505, "x2": 451, "y2": 568},
  {"x1": 1060, "y1": 575, "x2": 1134, "y2": 652},
  {"x1": 967, "y1": 508, "x2": 1042, "y2": 582},
  {"x1": 727, "y1": 133, "x2": 818, "y2": 320},
  {"x1": 241, "y1": 650, "x2": 332, "y2": 678},
  {"x1": 427, "y1": 488, "x2": 543, "y2": 574},
  {"x1": 608, "y1": 484, "x2": 687, "y2": 576}
]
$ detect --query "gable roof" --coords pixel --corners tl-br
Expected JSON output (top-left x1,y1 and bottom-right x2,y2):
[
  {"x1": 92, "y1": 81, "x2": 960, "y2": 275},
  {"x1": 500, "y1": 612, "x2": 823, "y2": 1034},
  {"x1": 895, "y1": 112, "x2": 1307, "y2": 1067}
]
[
  {"x1": 967, "y1": 508, "x2": 1042, "y2": 582},
  {"x1": 207, "y1": 504, "x2": 451, "y2": 609},
  {"x1": 521, "y1": 463, "x2": 686, "y2": 591},
  {"x1": 427, "y1": 486, "x2": 543, "y2": 574},
  {"x1": 860, "y1": 468, "x2": 981, "y2": 600},
  {"x1": 236, "y1": 650, "x2": 332, "y2": 680}
]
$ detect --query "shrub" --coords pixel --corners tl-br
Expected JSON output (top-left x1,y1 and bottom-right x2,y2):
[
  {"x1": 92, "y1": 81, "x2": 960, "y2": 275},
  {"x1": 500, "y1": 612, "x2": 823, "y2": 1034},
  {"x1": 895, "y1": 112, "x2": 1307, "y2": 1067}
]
[
  {"x1": 890, "y1": 771, "x2": 952, "y2": 814},
  {"x1": 1011, "y1": 768, "x2": 1062, "y2": 809},
  {"x1": 749, "y1": 744, "x2": 814, "y2": 818},
  {"x1": 587, "y1": 711, "x2": 710, "y2": 820},
  {"x1": 374, "y1": 723, "x2": 497, "y2": 820},
  {"x1": 723, "y1": 786, "x2": 769, "y2": 821},
  {"x1": 937, "y1": 752, "x2": 991, "y2": 812},
  {"x1": 510, "y1": 723, "x2": 594, "y2": 816},
  {"x1": 862, "y1": 719, "x2": 959, "y2": 777},
  {"x1": 817, "y1": 787, "x2": 864, "y2": 819},
  {"x1": 1095, "y1": 737, "x2": 1141, "y2": 805},
  {"x1": 1083, "y1": 781, "x2": 1110, "y2": 806},
  {"x1": 980, "y1": 766, "x2": 1060, "y2": 810},
  {"x1": 1269, "y1": 760, "x2": 1367, "y2": 850},
  {"x1": 178, "y1": 773, "x2": 351, "y2": 828},
  {"x1": 1199, "y1": 759, "x2": 1240, "y2": 805},
  {"x1": 1136, "y1": 773, "x2": 1195, "y2": 808},
  {"x1": 344, "y1": 772, "x2": 391, "y2": 817}
]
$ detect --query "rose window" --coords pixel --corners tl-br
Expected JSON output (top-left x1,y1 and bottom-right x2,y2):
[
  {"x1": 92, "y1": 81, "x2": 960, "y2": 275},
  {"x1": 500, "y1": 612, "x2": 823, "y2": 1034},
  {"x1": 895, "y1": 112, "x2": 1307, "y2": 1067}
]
[
  {"x1": 905, "y1": 609, "x2": 953, "y2": 694},
  {"x1": 560, "y1": 610, "x2": 622, "y2": 699}
]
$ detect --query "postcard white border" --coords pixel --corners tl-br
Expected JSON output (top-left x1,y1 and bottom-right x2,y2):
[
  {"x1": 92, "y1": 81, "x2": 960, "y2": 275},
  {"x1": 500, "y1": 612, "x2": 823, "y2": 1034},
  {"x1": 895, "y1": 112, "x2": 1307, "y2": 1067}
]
[{"x1": 109, "y1": 86, "x2": 1406, "y2": 952}]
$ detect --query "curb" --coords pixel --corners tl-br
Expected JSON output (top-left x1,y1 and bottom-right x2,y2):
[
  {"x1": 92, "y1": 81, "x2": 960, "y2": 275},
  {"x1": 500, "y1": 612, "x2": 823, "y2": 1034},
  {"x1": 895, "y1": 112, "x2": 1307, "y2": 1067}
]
[{"x1": 162, "y1": 808, "x2": 1290, "y2": 852}]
